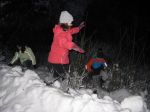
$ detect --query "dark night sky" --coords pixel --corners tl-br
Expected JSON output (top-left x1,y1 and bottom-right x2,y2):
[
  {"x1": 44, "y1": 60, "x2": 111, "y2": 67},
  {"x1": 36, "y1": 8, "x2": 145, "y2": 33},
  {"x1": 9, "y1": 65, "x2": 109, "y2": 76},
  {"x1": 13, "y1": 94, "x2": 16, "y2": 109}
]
[
  {"x1": 86, "y1": 0, "x2": 150, "y2": 61},
  {"x1": 0, "y1": 0, "x2": 150, "y2": 63},
  {"x1": 87, "y1": 0, "x2": 148, "y2": 39},
  {"x1": 1, "y1": 0, "x2": 149, "y2": 44}
]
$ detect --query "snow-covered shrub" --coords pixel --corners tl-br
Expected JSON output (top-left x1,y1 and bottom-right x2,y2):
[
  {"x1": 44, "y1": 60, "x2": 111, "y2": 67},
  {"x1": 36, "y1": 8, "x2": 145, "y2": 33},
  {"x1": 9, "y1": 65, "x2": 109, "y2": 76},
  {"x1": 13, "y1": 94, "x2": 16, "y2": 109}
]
[{"x1": 68, "y1": 29, "x2": 149, "y2": 96}]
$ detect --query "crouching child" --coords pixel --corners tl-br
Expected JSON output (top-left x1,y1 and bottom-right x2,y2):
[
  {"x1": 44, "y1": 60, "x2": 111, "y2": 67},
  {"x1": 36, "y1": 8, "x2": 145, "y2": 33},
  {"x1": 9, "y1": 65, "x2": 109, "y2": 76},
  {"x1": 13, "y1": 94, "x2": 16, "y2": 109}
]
[
  {"x1": 8, "y1": 44, "x2": 37, "y2": 70},
  {"x1": 85, "y1": 48, "x2": 110, "y2": 88}
]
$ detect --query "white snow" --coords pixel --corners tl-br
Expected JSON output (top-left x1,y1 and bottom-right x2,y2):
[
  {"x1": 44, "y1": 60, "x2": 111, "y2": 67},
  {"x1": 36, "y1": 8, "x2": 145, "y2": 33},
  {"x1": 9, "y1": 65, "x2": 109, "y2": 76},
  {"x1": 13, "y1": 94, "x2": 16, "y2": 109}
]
[
  {"x1": 0, "y1": 64, "x2": 149, "y2": 112},
  {"x1": 121, "y1": 96, "x2": 148, "y2": 112}
]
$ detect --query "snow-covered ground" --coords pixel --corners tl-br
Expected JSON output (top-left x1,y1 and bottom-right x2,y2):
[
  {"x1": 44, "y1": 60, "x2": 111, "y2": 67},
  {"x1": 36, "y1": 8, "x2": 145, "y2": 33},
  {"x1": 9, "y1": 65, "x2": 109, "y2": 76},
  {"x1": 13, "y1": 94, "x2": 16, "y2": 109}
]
[{"x1": 0, "y1": 64, "x2": 149, "y2": 112}]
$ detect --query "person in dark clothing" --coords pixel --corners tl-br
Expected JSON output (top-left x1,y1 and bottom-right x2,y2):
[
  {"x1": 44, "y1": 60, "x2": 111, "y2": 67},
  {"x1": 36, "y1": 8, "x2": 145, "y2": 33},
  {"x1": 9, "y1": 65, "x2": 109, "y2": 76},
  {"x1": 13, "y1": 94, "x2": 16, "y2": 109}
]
[{"x1": 85, "y1": 48, "x2": 108, "y2": 87}]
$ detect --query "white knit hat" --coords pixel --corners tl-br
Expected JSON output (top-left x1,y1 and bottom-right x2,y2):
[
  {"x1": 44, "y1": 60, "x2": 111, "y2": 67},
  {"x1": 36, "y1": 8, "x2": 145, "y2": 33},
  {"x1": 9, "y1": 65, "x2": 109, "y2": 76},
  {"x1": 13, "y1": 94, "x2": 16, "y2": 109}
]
[{"x1": 59, "y1": 11, "x2": 73, "y2": 25}]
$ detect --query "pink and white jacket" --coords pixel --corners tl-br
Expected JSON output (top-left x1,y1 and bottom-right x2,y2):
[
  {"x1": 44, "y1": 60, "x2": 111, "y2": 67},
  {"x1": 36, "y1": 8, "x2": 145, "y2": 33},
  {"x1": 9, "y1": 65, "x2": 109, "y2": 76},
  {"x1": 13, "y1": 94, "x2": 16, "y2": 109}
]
[{"x1": 48, "y1": 25, "x2": 84, "y2": 64}]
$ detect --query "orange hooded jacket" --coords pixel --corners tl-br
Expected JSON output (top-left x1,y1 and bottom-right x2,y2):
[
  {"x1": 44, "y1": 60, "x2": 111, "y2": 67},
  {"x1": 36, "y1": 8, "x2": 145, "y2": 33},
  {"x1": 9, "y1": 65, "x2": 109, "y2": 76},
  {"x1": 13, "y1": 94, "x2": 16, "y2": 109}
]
[{"x1": 85, "y1": 58, "x2": 106, "y2": 72}]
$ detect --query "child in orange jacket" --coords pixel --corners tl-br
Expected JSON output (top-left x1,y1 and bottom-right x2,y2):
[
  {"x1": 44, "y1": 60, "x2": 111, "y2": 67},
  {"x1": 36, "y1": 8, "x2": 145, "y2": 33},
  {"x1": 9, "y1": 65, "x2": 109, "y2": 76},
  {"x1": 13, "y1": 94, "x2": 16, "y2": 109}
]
[
  {"x1": 85, "y1": 48, "x2": 107, "y2": 73},
  {"x1": 85, "y1": 48, "x2": 108, "y2": 87}
]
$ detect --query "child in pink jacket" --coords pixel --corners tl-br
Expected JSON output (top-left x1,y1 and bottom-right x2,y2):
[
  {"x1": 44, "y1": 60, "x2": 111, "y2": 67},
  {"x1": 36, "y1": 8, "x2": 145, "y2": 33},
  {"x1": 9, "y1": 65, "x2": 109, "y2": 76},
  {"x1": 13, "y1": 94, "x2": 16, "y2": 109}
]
[{"x1": 48, "y1": 11, "x2": 85, "y2": 80}]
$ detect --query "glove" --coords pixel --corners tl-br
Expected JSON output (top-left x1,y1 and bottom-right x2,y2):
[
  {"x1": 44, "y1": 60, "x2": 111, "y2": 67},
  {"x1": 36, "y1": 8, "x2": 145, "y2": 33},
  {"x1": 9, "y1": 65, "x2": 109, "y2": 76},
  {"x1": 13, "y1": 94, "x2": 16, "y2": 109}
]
[
  {"x1": 79, "y1": 49, "x2": 85, "y2": 53},
  {"x1": 33, "y1": 65, "x2": 37, "y2": 69},
  {"x1": 73, "y1": 47, "x2": 85, "y2": 53},
  {"x1": 8, "y1": 63, "x2": 13, "y2": 66},
  {"x1": 104, "y1": 62, "x2": 107, "y2": 67}
]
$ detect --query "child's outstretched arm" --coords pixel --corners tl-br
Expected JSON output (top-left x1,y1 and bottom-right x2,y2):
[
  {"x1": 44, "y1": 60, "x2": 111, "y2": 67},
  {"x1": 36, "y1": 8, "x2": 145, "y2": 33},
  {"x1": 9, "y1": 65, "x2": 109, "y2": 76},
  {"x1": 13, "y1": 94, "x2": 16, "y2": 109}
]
[
  {"x1": 59, "y1": 37, "x2": 84, "y2": 53},
  {"x1": 69, "y1": 21, "x2": 85, "y2": 34}
]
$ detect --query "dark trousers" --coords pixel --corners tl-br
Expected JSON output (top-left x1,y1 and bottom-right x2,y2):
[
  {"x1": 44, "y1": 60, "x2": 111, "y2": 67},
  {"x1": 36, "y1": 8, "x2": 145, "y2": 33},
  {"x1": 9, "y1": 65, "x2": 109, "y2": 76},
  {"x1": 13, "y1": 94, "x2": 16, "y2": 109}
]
[
  {"x1": 48, "y1": 63, "x2": 69, "y2": 79},
  {"x1": 13, "y1": 60, "x2": 33, "y2": 69},
  {"x1": 22, "y1": 60, "x2": 32, "y2": 68},
  {"x1": 87, "y1": 67, "x2": 105, "y2": 87}
]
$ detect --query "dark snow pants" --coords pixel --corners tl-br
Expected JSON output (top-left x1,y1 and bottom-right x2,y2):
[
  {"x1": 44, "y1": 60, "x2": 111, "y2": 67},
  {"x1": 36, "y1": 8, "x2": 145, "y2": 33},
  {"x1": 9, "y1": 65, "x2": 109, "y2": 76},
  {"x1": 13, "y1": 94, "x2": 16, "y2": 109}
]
[
  {"x1": 13, "y1": 59, "x2": 33, "y2": 69},
  {"x1": 22, "y1": 60, "x2": 33, "y2": 68},
  {"x1": 48, "y1": 63, "x2": 69, "y2": 79},
  {"x1": 86, "y1": 66, "x2": 105, "y2": 87}
]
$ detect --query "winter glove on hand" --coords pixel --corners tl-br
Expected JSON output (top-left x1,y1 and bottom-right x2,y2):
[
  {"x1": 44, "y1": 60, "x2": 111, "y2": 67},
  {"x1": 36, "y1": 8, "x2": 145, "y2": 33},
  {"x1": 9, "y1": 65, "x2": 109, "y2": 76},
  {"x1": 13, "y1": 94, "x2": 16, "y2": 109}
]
[
  {"x1": 73, "y1": 47, "x2": 85, "y2": 53},
  {"x1": 33, "y1": 65, "x2": 37, "y2": 69},
  {"x1": 79, "y1": 21, "x2": 85, "y2": 30},
  {"x1": 78, "y1": 49, "x2": 85, "y2": 53},
  {"x1": 8, "y1": 63, "x2": 13, "y2": 66}
]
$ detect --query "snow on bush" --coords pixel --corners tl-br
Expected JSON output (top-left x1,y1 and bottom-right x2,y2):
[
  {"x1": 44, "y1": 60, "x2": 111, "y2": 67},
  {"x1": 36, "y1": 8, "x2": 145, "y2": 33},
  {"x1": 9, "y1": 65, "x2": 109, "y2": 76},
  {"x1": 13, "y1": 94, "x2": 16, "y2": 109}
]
[
  {"x1": 121, "y1": 96, "x2": 149, "y2": 112},
  {"x1": 0, "y1": 65, "x2": 149, "y2": 112}
]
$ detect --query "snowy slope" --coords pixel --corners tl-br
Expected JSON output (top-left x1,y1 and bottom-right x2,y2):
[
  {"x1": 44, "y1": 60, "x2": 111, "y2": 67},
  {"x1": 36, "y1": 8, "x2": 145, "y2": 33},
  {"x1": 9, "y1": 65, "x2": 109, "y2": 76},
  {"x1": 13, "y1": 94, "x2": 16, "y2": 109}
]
[{"x1": 0, "y1": 65, "x2": 149, "y2": 112}]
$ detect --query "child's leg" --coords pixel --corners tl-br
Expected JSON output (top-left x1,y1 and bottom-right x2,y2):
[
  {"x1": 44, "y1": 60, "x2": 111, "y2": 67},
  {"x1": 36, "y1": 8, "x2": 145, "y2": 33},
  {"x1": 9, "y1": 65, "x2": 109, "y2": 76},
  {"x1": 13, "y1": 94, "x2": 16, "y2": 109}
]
[
  {"x1": 22, "y1": 60, "x2": 32, "y2": 68},
  {"x1": 51, "y1": 64, "x2": 69, "y2": 79},
  {"x1": 91, "y1": 67, "x2": 104, "y2": 88}
]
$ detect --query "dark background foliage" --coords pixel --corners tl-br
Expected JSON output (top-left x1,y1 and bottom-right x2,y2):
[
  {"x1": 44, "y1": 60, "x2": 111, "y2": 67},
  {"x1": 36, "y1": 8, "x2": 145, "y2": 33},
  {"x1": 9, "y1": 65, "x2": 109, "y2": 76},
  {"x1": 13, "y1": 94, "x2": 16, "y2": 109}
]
[{"x1": 0, "y1": 0, "x2": 150, "y2": 63}]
